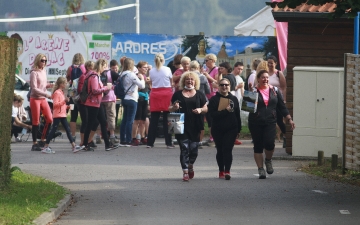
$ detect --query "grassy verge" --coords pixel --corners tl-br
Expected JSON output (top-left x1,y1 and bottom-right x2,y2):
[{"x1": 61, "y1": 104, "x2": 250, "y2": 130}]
[
  {"x1": 0, "y1": 170, "x2": 67, "y2": 225},
  {"x1": 299, "y1": 160, "x2": 360, "y2": 187}
]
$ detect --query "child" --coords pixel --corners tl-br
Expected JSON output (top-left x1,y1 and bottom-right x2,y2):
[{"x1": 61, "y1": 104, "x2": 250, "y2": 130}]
[{"x1": 42, "y1": 77, "x2": 83, "y2": 153}]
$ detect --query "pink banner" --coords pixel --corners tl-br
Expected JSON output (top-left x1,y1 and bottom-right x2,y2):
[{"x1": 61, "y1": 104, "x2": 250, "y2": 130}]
[{"x1": 272, "y1": 0, "x2": 288, "y2": 71}]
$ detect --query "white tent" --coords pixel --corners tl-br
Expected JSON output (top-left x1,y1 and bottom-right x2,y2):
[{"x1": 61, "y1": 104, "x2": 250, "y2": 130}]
[{"x1": 234, "y1": 6, "x2": 275, "y2": 36}]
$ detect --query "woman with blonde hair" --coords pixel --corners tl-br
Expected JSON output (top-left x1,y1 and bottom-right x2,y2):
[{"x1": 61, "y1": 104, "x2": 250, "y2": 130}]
[
  {"x1": 169, "y1": 71, "x2": 208, "y2": 181},
  {"x1": 29, "y1": 53, "x2": 53, "y2": 151},
  {"x1": 173, "y1": 56, "x2": 191, "y2": 92},
  {"x1": 147, "y1": 53, "x2": 174, "y2": 148}
]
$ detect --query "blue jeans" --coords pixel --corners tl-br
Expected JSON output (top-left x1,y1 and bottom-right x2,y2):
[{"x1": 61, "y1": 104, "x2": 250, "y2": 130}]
[{"x1": 120, "y1": 99, "x2": 138, "y2": 143}]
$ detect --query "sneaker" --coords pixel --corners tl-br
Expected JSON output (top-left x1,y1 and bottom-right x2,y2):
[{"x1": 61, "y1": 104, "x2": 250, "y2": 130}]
[
  {"x1": 15, "y1": 137, "x2": 24, "y2": 142},
  {"x1": 183, "y1": 173, "x2": 189, "y2": 182},
  {"x1": 88, "y1": 141, "x2": 97, "y2": 148},
  {"x1": 119, "y1": 142, "x2": 131, "y2": 147},
  {"x1": 258, "y1": 167, "x2": 266, "y2": 179},
  {"x1": 31, "y1": 143, "x2": 42, "y2": 151},
  {"x1": 201, "y1": 141, "x2": 210, "y2": 147},
  {"x1": 72, "y1": 145, "x2": 83, "y2": 153},
  {"x1": 110, "y1": 137, "x2": 120, "y2": 145},
  {"x1": 82, "y1": 145, "x2": 94, "y2": 152},
  {"x1": 219, "y1": 171, "x2": 225, "y2": 179},
  {"x1": 265, "y1": 159, "x2": 274, "y2": 174},
  {"x1": 234, "y1": 139, "x2": 242, "y2": 145},
  {"x1": 96, "y1": 136, "x2": 102, "y2": 144},
  {"x1": 41, "y1": 147, "x2": 55, "y2": 154},
  {"x1": 146, "y1": 145, "x2": 153, "y2": 148},
  {"x1": 167, "y1": 145, "x2": 175, "y2": 149},
  {"x1": 131, "y1": 139, "x2": 139, "y2": 146},
  {"x1": 188, "y1": 169, "x2": 194, "y2": 179},
  {"x1": 105, "y1": 143, "x2": 120, "y2": 151},
  {"x1": 140, "y1": 138, "x2": 147, "y2": 145},
  {"x1": 38, "y1": 141, "x2": 45, "y2": 147},
  {"x1": 225, "y1": 172, "x2": 231, "y2": 180},
  {"x1": 209, "y1": 137, "x2": 214, "y2": 143}
]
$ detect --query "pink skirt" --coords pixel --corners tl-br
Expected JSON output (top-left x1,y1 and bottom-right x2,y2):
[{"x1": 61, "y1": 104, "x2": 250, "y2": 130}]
[{"x1": 149, "y1": 87, "x2": 172, "y2": 112}]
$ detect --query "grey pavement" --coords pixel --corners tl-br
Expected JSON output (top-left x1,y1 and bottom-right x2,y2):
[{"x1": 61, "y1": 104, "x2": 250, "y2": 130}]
[{"x1": 11, "y1": 136, "x2": 360, "y2": 225}]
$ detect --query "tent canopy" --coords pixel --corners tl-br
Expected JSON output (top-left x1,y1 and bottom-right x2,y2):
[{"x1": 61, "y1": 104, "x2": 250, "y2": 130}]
[{"x1": 234, "y1": 6, "x2": 275, "y2": 36}]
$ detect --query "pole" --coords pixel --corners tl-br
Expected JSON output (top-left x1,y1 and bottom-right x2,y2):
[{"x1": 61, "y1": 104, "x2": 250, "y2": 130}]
[
  {"x1": 354, "y1": 12, "x2": 360, "y2": 54},
  {"x1": 136, "y1": 0, "x2": 140, "y2": 34}
]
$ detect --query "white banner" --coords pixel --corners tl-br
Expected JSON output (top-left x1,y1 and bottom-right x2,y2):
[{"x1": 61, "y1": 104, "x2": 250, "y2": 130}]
[{"x1": 8, "y1": 31, "x2": 112, "y2": 81}]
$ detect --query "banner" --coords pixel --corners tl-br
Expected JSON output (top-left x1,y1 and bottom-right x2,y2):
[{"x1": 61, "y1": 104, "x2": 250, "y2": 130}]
[{"x1": 7, "y1": 31, "x2": 112, "y2": 81}]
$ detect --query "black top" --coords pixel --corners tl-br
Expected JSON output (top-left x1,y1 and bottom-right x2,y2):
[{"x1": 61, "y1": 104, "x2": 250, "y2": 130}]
[
  {"x1": 171, "y1": 90, "x2": 207, "y2": 142},
  {"x1": 208, "y1": 92, "x2": 241, "y2": 133},
  {"x1": 248, "y1": 86, "x2": 289, "y2": 125},
  {"x1": 223, "y1": 74, "x2": 237, "y2": 91}
]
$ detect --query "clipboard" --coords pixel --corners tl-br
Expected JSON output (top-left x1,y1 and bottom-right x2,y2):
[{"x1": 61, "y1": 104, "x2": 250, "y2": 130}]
[{"x1": 218, "y1": 97, "x2": 229, "y2": 111}]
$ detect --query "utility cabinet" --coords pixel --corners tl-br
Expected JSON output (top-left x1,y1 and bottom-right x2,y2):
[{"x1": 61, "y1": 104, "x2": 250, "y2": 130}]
[{"x1": 292, "y1": 66, "x2": 344, "y2": 157}]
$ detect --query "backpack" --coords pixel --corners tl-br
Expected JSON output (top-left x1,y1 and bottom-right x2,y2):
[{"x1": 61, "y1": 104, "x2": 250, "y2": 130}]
[
  {"x1": 79, "y1": 73, "x2": 97, "y2": 103},
  {"x1": 70, "y1": 65, "x2": 83, "y2": 87},
  {"x1": 100, "y1": 70, "x2": 109, "y2": 95},
  {"x1": 114, "y1": 72, "x2": 134, "y2": 100}
]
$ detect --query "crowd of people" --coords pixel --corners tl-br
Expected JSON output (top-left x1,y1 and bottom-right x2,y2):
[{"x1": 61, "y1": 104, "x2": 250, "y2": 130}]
[{"x1": 11, "y1": 52, "x2": 295, "y2": 181}]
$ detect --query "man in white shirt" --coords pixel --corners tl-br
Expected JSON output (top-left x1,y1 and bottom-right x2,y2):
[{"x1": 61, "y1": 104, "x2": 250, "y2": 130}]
[{"x1": 232, "y1": 62, "x2": 245, "y2": 145}]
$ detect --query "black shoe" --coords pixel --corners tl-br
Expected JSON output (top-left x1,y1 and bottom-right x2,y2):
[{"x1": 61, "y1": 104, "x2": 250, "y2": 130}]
[
  {"x1": 31, "y1": 143, "x2": 42, "y2": 151},
  {"x1": 38, "y1": 141, "x2": 45, "y2": 147},
  {"x1": 82, "y1": 145, "x2": 94, "y2": 151},
  {"x1": 88, "y1": 141, "x2": 97, "y2": 148},
  {"x1": 105, "y1": 143, "x2": 120, "y2": 151}
]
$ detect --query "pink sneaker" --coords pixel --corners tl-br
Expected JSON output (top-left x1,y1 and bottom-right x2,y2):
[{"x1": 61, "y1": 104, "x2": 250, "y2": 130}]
[
  {"x1": 219, "y1": 171, "x2": 225, "y2": 179},
  {"x1": 188, "y1": 169, "x2": 194, "y2": 179},
  {"x1": 183, "y1": 173, "x2": 189, "y2": 181}
]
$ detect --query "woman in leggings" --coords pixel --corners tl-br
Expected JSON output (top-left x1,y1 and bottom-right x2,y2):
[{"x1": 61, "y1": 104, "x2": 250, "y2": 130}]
[
  {"x1": 29, "y1": 53, "x2": 53, "y2": 151},
  {"x1": 82, "y1": 59, "x2": 119, "y2": 151}
]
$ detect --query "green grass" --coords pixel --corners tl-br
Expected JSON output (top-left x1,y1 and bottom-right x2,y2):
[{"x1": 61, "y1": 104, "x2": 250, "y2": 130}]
[
  {"x1": 300, "y1": 160, "x2": 360, "y2": 187},
  {"x1": 0, "y1": 170, "x2": 68, "y2": 225}
]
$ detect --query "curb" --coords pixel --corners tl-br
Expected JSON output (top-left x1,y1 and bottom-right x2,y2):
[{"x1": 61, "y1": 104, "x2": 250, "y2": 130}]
[{"x1": 32, "y1": 194, "x2": 72, "y2": 225}]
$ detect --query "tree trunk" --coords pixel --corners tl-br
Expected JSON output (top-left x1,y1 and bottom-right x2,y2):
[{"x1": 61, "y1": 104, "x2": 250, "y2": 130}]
[{"x1": 0, "y1": 36, "x2": 17, "y2": 189}]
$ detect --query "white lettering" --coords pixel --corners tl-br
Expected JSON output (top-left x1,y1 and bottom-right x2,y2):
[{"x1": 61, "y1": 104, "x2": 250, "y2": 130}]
[
  {"x1": 150, "y1": 43, "x2": 158, "y2": 54},
  {"x1": 115, "y1": 42, "x2": 123, "y2": 52},
  {"x1": 159, "y1": 44, "x2": 167, "y2": 54},
  {"x1": 124, "y1": 42, "x2": 132, "y2": 53},
  {"x1": 141, "y1": 43, "x2": 149, "y2": 54},
  {"x1": 133, "y1": 42, "x2": 141, "y2": 54}
]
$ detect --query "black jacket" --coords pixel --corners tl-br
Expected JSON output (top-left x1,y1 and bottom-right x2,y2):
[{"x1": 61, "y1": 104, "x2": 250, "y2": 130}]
[
  {"x1": 248, "y1": 86, "x2": 289, "y2": 125},
  {"x1": 208, "y1": 92, "x2": 241, "y2": 133}
]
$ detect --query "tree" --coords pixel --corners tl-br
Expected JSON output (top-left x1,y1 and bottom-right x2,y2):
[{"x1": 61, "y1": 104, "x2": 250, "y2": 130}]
[
  {"x1": 267, "y1": 0, "x2": 360, "y2": 19},
  {"x1": 0, "y1": 37, "x2": 17, "y2": 190}
]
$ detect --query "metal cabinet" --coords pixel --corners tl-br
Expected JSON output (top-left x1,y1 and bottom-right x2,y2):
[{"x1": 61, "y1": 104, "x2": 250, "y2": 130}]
[{"x1": 292, "y1": 66, "x2": 344, "y2": 157}]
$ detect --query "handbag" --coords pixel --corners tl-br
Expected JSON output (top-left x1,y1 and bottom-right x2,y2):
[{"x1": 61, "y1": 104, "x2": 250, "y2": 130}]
[{"x1": 168, "y1": 112, "x2": 185, "y2": 134}]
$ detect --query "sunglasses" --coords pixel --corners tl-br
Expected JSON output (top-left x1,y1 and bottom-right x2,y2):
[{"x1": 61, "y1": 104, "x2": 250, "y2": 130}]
[
  {"x1": 219, "y1": 83, "x2": 229, "y2": 87},
  {"x1": 40, "y1": 59, "x2": 47, "y2": 63}
]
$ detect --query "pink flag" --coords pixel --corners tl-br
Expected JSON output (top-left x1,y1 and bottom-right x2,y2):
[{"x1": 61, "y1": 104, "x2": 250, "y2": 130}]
[{"x1": 272, "y1": 0, "x2": 288, "y2": 71}]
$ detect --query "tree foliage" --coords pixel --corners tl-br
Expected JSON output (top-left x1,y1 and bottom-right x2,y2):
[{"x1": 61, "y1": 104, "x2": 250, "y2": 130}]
[{"x1": 267, "y1": 0, "x2": 360, "y2": 19}]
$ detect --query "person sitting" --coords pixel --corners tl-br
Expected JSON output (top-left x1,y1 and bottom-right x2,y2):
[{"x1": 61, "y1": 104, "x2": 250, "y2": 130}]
[{"x1": 11, "y1": 94, "x2": 32, "y2": 142}]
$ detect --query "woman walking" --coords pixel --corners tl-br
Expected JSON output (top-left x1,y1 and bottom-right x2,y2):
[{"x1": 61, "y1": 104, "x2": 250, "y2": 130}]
[
  {"x1": 248, "y1": 70, "x2": 295, "y2": 179},
  {"x1": 208, "y1": 78, "x2": 241, "y2": 180},
  {"x1": 169, "y1": 71, "x2": 207, "y2": 181}
]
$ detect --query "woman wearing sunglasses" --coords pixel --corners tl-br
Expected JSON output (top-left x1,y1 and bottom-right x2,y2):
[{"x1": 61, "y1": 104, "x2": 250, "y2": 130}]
[
  {"x1": 29, "y1": 54, "x2": 53, "y2": 151},
  {"x1": 208, "y1": 78, "x2": 241, "y2": 180}
]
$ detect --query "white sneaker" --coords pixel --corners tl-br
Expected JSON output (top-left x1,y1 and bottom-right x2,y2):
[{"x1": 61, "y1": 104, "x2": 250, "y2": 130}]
[
  {"x1": 72, "y1": 145, "x2": 83, "y2": 153},
  {"x1": 15, "y1": 137, "x2": 23, "y2": 142},
  {"x1": 41, "y1": 147, "x2": 55, "y2": 154}
]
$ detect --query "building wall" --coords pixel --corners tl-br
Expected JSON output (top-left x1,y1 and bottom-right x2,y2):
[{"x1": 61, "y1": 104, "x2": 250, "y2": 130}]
[{"x1": 285, "y1": 18, "x2": 353, "y2": 154}]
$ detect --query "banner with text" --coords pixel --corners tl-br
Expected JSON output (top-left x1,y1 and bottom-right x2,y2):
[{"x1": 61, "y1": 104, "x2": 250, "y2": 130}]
[{"x1": 7, "y1": 31, "x2": 112, "y2": 81}]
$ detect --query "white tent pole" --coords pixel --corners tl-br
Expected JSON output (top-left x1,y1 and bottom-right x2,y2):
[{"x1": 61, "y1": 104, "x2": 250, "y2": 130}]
[{"x1": 136, "y1": 0, "x2": 140, "y2": 34}]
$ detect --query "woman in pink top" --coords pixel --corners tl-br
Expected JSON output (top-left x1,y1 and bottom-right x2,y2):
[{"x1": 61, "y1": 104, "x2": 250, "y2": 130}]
[
  {"x1": 172, "y1": 56, "x2": 191, "y2": 92},
  {"x1": 82, "y1": 59, "x2": 119, "y2": 151},
  {"x1": 29, "y1": 53, "x2": 53, "y2": 151},
  {"x1": 202, "y1": 53, "x2": 218, "y2": 143},
  {"x1": 42, "y1": 77, "x2": 83, "y2": 153}
]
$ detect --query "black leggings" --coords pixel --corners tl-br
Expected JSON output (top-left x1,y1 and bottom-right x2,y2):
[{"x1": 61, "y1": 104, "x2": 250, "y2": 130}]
[
  {"x1": 147, "y1": 111, "x2": 172, "y2": 146},
  {"x1": 276, "y1": 108, "x2": 286, "y2": 134},
  {"x1": 83, "y1": 105, "x2": 110, "y2": 147},
  {"x1": 78, "y1": 103, "x2": 98, "y2": 133},
  {"x1": 70, "y1": 98, "x2": 79, "y2": 123},
  {"x1": 211, "y1": 127, "x2": 238, "y2": 172},
  {"x1": 249, "y1": 123, "x2": 276, "y2": 154},
  {"x1": 46, "y1": 117, "x2": 73, "y2": 145}
]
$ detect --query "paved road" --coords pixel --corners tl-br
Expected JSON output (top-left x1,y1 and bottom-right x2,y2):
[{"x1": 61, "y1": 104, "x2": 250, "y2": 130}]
[{"x1": 11, "y1": 137, "x2": 360, "y2": 225}]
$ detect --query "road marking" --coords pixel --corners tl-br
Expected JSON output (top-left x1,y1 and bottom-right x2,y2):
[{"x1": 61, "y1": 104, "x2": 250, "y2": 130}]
[
  {"x1": 339, "y1": 210, "x2": 351, "y2": 214},
  {"x1": 312, "y1": 190, "x2": 328, "y2": 194}
]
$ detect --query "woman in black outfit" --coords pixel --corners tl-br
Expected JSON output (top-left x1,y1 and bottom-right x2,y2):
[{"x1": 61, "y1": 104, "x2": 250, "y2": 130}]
[
  {"x1": 248, "y1": 70, "x2": 295, "y2": 179},
  {"x1": 208, "y1": 78, "x2": 241, "y2": 180},
  {"x1": 169, "y1": 71, "x2": 207, "y2": 182}
]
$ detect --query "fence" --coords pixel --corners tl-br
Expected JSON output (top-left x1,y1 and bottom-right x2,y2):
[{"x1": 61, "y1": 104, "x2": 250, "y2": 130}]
[{"x1": 344, "y1": 53, "x2": 360, "y2": 171}]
